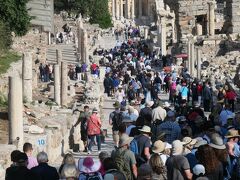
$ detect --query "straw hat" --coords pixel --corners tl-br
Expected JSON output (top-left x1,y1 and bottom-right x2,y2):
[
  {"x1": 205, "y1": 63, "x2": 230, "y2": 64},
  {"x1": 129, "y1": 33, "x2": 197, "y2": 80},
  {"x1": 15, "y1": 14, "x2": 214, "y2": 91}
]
[
  {"x1": 78, "y1": 157, "x2": 101, "y2": 173},
  {"x1": 225, "y1": 129, "x2": 240, "y2": 139},
  {"x1": 172, "y1": 140, "x2": 185, "y2": 155},
  {"x1": 209, "y1": 133, "x2": 226, "y2": 150},
  {"x1": 152, "y1": 140, "x2": 166, "y2": 153},
  {"x1": 182, "y1": 137, "x2": 197, "y2": 146},
  {"x1": 194, "y1": 137, "x2": 207, "y2": 148},
  {"x1": 139, "y1": 125, "x2": 151, "y2": 134},
  {"x1": 119, "y1": 133, "x2": 133, "y2": 147}
]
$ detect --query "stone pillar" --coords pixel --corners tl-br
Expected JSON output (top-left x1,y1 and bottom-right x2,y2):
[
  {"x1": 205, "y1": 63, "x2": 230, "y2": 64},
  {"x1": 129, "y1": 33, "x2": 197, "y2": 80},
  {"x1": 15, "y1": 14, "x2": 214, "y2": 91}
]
[
  {"x1": 187, "y1": 37, "x2": 192, "y2": 73},
  {"x1": 138, "y1": 0, "x2": 142, "y2": 18},
  {"x1": 131, "y1": 0, "x2": 135, "y2": 20},
  {"x1": 160, "y1": 16, "x2": 167, "y2": 56},
  {"x1": 191, "y1": 43, "x2": 195, "y2": 76},
  {"x1": 208, "y1": 2, "x2": 215, "y2": 36},
  {"x1": 61, "y1": 62, "x2": 68, "y2": 107},
  {"x1": 112, "y1": 0, "x2": 115, "y2": 19},
  {"x1": 144, "y1": 26, "x2": 149, "y2": 40},
  {"x1": 54, "y1": 65, "x2": 61, "y2": 105},
  {"x1": 196, "y1": 47, "x2": 202, "y2": 79},
  {"x1": 22, "y1": 52, "x2": 32, "y2": 102},
  {"x1": 125, "y1": 0, "x2": 130, "y2": 19},
  {"x1": 56, "y1": 49, "x2": 62, "y2": 65},
  {"x1": 8, "y1": 76, "x2": 23, "y2": 149},
  {"x1": 116, "y1": 0, "x2": 120, "y2": 20},
  {"x1": 196, "y1": 23, "x2": 203, "y2": 36},
  {"x1": 77, "y1": 20, "x2": 83, "y2": 54},
  {"x1": 120, "y1": 0, "x2": 124, "y2": 19},
  {"x1": 81, "y1": 30, "x2": 89, "y2": 65}
]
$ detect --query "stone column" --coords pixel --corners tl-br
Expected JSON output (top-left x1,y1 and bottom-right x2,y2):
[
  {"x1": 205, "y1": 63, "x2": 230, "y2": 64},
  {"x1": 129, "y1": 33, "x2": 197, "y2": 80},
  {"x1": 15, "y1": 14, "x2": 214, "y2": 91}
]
[
  {"x1": 56, "y1": 49, "x2": 62, "y2": 65},
  {"x1": 138, "y1": 0, "x2": 142, "y2": 18},
  {"x1": 131, "y1": 0, "x2": 135, "y2": 20},
  {"x1": 116, "y1": 0, "x2": 120, "y2": 20},
  {"x1": 8, "y1": 76, "x2": 23, "y2": 149},
  {"x1": 144, "y1": 26, "x2": 149, "y2": 40},
  {"x1": 191, "y1": 43, "x2": 195, "y2": 76},
  {"x1": 112, "y1": 0, "x2": 115, "y2": 19},
  {"x1": 81, "y1": 30, "x2": 89, "y2": 65},
  {"x1": 160, "y1": 16, "x2": 167, "y2": 56},
  {"x1": 196, "y1": 47, "x2": 202, "y2": 79},
  {"x1": 187, "y1": 37, "x2": 192, "y2": 73},
  {"x1": 61, "y1": 62, "x2": 68, "y2": 107},
  {"x1": 208, "y1": 1, "x2": 215, "y2": 36},
  {"x1": 22, "y1": 52, "x2": 32, "y2": 102},
  {"x1": 196, "y1": 23, "x2": 203, "y2": 36},
  {"x1": 77, "y1": 20, "x2": 83, "y2": 54},
  {"x1": 120, "y1": 0, "x2": 124, "y2": 19},
  {"x1": 54, "y1": 64, "x2": 61, "y2": 105},
  {"x1": 125, "y1": 0, "x2": 130, "y2": 19}
]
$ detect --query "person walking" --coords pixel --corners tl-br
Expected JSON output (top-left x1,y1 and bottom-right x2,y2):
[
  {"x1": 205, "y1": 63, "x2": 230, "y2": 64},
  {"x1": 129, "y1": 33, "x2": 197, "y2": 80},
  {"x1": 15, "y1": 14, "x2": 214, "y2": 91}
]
[{"x1": 87, "y1": 108, "x2": 102, "y2": 154}]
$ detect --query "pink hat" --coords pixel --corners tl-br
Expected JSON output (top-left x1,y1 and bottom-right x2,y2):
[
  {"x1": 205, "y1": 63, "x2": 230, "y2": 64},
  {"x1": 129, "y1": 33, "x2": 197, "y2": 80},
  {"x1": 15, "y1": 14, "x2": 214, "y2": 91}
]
[{"x1": 78, "y1": 157, "x2": 101, "y2": 173}]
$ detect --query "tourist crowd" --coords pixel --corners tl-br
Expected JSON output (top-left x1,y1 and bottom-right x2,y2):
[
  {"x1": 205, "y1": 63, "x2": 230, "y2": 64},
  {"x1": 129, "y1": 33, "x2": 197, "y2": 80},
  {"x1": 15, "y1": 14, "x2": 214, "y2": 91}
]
[{"x1": 6, "y1": 26, "x2": 240, "y2": 180}]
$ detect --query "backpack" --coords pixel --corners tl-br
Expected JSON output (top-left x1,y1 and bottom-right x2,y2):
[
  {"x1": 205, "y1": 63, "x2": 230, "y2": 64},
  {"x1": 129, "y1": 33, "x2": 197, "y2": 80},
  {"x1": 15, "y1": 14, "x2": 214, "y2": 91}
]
[
  {"x1": 112, "y1": 112, "x2": 123, "y2": 131},
  {"x1": 114, "y1": 149, "x2": 133, "y2": 180},
  {"x1": 130, "y1": 138, "x2": 139, "y2": 155},
  {"x1": 105, "y1": 169, "x2": 126, "y2": 180},
  {"x1": 80, "y1": 172, "x2": 102, "y2": 180}
]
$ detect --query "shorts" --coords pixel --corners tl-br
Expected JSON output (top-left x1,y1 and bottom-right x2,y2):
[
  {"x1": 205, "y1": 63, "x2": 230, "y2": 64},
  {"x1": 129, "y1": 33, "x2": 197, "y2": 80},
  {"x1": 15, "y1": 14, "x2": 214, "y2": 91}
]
[{"x1": 113, "y1": 130, "x2": 119, "y2": 143}]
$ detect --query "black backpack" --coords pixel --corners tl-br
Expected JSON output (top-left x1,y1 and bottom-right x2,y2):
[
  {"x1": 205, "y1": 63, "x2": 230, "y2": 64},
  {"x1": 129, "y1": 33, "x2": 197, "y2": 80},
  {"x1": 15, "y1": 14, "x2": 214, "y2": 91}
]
[
  {"x1": 112, "y1": 112, "x2": 123, "y2": 131},
  {"x1": 81, "y1": 172, "x2": 102, "y2": 180}
]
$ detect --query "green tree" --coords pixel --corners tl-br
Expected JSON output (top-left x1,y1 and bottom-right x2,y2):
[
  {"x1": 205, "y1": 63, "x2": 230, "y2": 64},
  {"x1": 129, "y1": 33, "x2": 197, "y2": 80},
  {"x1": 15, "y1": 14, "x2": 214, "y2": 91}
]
[
  {"x1": 89, "y1": 0, "x2": 112, "y2": 29},
  {"x1": 0, "y1": 21, "x2": 12, "y2": 54},
  {"x1": 0, "y1": 0, "x2": 31, "y2": 36}
]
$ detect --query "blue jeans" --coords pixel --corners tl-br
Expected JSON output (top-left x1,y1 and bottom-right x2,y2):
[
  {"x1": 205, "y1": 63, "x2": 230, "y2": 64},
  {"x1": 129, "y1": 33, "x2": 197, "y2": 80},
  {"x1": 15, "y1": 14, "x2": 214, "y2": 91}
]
[{"x1": 88, "y1": 134, "x2": 101, "y2": 151}]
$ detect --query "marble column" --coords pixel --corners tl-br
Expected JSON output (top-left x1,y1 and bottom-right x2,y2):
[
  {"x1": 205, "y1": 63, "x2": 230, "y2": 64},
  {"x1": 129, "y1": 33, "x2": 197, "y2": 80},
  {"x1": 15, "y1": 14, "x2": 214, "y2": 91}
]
[
  {"x1": 54, "y1": 64, "x2": 61, "y2": 105},
  {"x1": 125, "y1": 0, "x2": 130, "y2": 19},
  {"x1": 81, "y1": 30, "x2": 89, "y2": 65},
  {"x1": 160, "y1": 16, "x2": 167, "y2": 56},
  {"x1": 196, "y1": 47, "x2": 202, "y2": 79},
  {"x1": 138, "y1": 0, "x2": 142, "y2": 18},
  {"x1": 56, "y1": 49, "x2": 62, "y2": 65},
  {"x1": 187, "y1": 37, "x2": 192, "y2": 73},
  {"x1": 8, "y1": 76, "x2": 23, "y2": 149},
  {"x1": 61, "y1": 62, "x2": 68, "y2": 107},
  {"x1": 112, "y1": 0, "x2": 115, "y2": 19},
  {"x1": 22, "y1": 52, "x2": 32, "y2": 102},
  {"x1": 190, "y1": 42, "x2": 195, "y2": 76},
  {"x1": 131, "y1": 0, "x2": 135, "y2": 20},
  {"x1": 116, "y1": 0, "x2": 120, "y2": 20},
  {"x1": 208, "y1": 2, "x2": 215, "y2": 36},
  {"x1": 120, "y1": 0, "x2": 124, "y2": 19},
  {"x1": 77, "y1": 20, "x2": 83, "y2": 55},
  {"x1": 196, "y1": 23, "x2": 203, "y2": 36}
]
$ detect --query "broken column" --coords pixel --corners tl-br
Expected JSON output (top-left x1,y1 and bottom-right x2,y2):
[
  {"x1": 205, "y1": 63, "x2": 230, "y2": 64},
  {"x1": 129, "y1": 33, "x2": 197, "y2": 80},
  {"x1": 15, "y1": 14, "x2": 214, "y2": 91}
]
[
  {"x1": 81, "y1": 30, "x2": 89, "y2": 65},
  {"x1": 61, "y1": 62, "x2": 68, "y2": 107},
  {"x1": 144, "y1": 26, "x2": 149, "y2": 40},
  {"x1": 56, "y1": 49, "x2": 62, "y2": 65},
  {"x1": 208, "y1": 1, "x2": 215, "y2": 36},
  {"x1": 54, "y1": 64, "x2": 61, "y2": 105},
  {"x1": 22, "y1": 52, "x2": 33, "y2": 102},
  {"x1": 196, "y1": 47, "x2": 202, "y2": 79},
  {"x1": 160, "y1": 16, "x2": 167, "y2": 56},
  {"x1": 8, "y1": 76, "x2": 23, "y2": 149}
]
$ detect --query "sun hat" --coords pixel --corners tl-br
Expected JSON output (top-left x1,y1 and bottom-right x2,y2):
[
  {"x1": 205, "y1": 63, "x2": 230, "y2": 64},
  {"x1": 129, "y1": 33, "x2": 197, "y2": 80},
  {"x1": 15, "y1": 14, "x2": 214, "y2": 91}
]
[
  {"x1": 209, "y1": 133, "x2": 226, "y2": 150},
  {"x1": 172, "y1": 140, "x2": 185, "y2": 155},
  {"x1": 78, "y1": 157, "x2": 101, "y2": 173},
  {"x1": 163, "y1": 101, "x2": 171, "y2": 108},
  {"x1": 167, "y1": 110, "x2": 175, "y2": 118},
  {"x1": 145, "y1": 101, "x2": 154, "y2": 107},
  {"x1": 225, "y1": 129, "x2": 240, "y2": 139},
  {"x1": 122, "y1": 116, "x2": 134, "y2": 123},
  {"x1": 92, "y1": 108, "x2": 98, "y2": 113},
  {"x1": 194, "y1": 137, "x2": 208, "y2": 148},
  {"x1": 152, "y1": 140, "x2": 166, "y2": 153},
  {"x1": 182, "y1": 137, "x2": 197, "y2": 146},
  {"x1": 113, "y1": 101, "x2": 120, "y2": 108},
  {"x1": 139, "y1": 125, "x2": 151, "y2": 134},
  {"x1": 119, "y1": 133, "x2": 133, "y2": 147},
  {"x1": 193, "y1": 164, "x2": 205, "y2": 176}
]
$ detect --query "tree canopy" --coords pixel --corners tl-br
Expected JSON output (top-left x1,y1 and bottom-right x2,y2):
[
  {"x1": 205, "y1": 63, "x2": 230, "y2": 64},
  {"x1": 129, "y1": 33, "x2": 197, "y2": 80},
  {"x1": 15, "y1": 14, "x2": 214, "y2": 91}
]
[
  {"x1": 54, "y1": 0, "x2": 112, "y2": 29},
  {"x1": 0, "y1": 0, "x2": 31, "y2": 36}
]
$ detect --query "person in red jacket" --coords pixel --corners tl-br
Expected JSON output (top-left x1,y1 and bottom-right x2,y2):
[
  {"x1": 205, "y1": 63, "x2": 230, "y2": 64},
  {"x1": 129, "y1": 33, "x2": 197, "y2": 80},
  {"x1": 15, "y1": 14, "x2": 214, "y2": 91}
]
[
  {"x1": 87, "y1": 108, "x2": 102, "y2": 154},
  {"x1": 225, "y1": 88, "x2": 237, "y2": 112}
]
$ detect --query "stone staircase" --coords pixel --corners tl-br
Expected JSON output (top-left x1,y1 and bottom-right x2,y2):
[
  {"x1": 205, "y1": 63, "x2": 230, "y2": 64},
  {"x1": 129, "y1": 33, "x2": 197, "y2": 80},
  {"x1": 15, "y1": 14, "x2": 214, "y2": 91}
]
[{"x1": 46, "y1": 44, "x2": 79, "y2": 64}]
